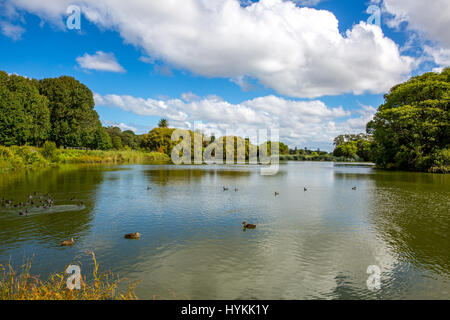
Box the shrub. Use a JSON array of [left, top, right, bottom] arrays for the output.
[[41, 141, 57, 159]]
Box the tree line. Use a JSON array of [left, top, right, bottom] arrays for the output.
[[333, 68, 449, 173], [2, 69, 448, 172]]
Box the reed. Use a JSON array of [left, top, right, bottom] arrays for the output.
[[0, 252, 138, 300]]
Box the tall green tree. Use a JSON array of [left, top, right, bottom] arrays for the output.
[[39, 76, 101, 148], [367, 68, 450, 172], [0, 72, 50, 146]]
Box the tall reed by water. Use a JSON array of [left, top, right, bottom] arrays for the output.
[[0, 252, 138, 300]]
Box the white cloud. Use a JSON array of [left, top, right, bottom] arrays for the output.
[[380, 0, 450, 71], [6, 0, 413, 98], [95, 92, 373, 150], [76, 51, 126, 73], [0, 21, 25, 40], [292, 0, 323, 6], [382, 0, 450, 47], [423, 46, 450, 72]]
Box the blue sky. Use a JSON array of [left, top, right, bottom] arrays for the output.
[[0, 0, 448, 151]]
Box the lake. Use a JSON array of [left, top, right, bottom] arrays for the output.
[[0, 162, 449, 299]]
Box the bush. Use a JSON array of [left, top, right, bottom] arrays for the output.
[[12, 146, 48, 166], [430, 149, 450, 173], [41, 141, 57, 159]]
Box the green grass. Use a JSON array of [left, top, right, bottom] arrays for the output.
[[0, 252, 137, 300], [0, 145, 170, 172]]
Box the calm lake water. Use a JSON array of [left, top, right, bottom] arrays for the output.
[[0, 162, 449, 300]]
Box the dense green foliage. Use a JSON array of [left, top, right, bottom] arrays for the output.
[[0, 71, 111, 150], [38, 76, 107, 149], [367, 68, 450, 173], [105, 126, 140, 150], [332, 134, 372, 161], [0, 71, 50, 146]]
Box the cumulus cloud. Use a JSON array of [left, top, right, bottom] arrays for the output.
[[76, 51, 126, 73], [94, 92, 374, 150], [423, 46, 450, 72], [382, 0, 450, 47], [0, 21, 25, 40], [6, 0, 413, 98], [292, 0, 323, 6], [379, 0, 450, 71]]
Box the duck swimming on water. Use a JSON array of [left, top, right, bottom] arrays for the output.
[[124, 232, 141, 239], [61, 238, 74, 246], [242, 221, 256, 229]]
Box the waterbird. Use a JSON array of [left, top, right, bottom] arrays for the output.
[[147, 186, 152, 190], [61, 238, 74, 246], [124, 232, 141, 239], [223, 187, 229, 191], [235, 188, 238, 192], [304, 187, 308, 192], [352, 187, 357, 190], [242, 221, 256, 229], [275, 192, 279, 196]]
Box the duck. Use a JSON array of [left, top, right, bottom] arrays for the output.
[[147, 186, 152, 190], [124, 232, 141, 239], [61, 238, 74, 246], [274, 192, 279, 196], [242, 221, 256, 229], [235, 188, 238, 192], [304, 187, 308, 192], [352, 186, 357, 190], [223, 187, 229, 191]]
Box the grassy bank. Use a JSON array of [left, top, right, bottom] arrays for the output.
[[0, 145, 170, 172], [0, 252, 137, 300]]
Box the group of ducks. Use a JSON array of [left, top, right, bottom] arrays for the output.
[[2, 193, 56, 217], [25, 184, 359, 246], [60, 232, 141, 247], [1, 193, 85, 218], [224, 185, 358, 230]]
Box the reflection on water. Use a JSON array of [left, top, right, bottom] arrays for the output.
[[0, 163, 449, 299]]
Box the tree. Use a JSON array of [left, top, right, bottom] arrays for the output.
[[39, 76, 101, 148], [368, 68, 450, 172], [333, 141, 358, 158], [121, 130, 140, 149], [158, 118, 169, 128], [0, 72, 50, 146], [112, 135, 123, 150], [140, 127, 178, 154], [91, 125, 112, 150]]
